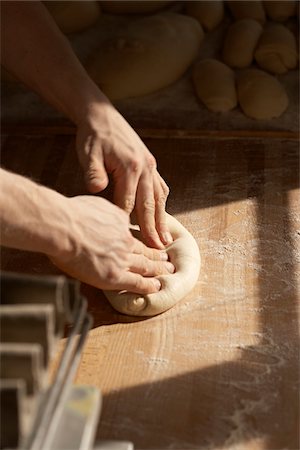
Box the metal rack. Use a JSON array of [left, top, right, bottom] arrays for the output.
[[0, 271, 134, 450]]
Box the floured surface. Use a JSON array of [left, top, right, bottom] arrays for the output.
[[1, 13, 299, 132], [0, 134, 299, 449]]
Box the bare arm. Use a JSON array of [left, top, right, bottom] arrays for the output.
[[1, 0, 99, 122], [0, 169, 174, 293], [1, 1, 172, 248]]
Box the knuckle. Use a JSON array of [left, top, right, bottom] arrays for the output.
[[126, 158, 141, 173], [124, 196, 135, 213], [156, 195, 167, 207], [140, 258, 149, 276], [105, 265, 120, 284], [146, 154, 157, 170], [143, 199, 155, 212], [161, 182, 169, 197]]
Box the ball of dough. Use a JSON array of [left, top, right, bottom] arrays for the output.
[[263, 1, 296, 22], [237, 68, 288, 119], [255, 23, 298, 74], [99, 1, 173, 14], [227, 1, 266, 23], [223, 19, 263, 68], [186, 1, 224, 31], [86, 13, 203, 100], [44, 1, 100, 34], [193, 59, 237, 112], [104, 214, 201, 317]]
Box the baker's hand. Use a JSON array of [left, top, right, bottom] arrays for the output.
[[50, 196, 174, 294], [76, 103, 172, 249]]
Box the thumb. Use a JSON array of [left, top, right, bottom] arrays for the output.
[[85, 158, 109, 193]]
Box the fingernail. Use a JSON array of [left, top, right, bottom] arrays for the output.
[[160, 251, 169, 261], [162, 232, 173, 245], [153, 279, 161, 291], [165, 262, 175, 274]]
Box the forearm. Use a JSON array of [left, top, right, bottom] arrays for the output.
[[1, 1, 107, 124], [0, 168, 72, 257]]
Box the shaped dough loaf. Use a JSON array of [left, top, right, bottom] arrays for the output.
[[263, 1, 296, 22], [227, 1, 266, 23], [237, 68, 288, 119], [86, 13, 203, 100], [99, 1, 173, 14], [255, 24, 298, 74], [186, 1, 224, 31], [193, 59, 237, 112], [44, 1, 100, 34], [223, 19, 263, 68], [104, 214, 201, 317]]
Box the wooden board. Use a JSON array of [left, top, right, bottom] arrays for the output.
[[0, 134, 299, 449]]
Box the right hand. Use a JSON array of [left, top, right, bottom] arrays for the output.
[[50, 196, 174, 294]]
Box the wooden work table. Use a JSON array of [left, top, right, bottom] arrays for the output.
[[1, 130, 299, 449]]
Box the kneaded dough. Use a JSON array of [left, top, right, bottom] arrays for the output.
[[44, 1, 100, 34], [99, 1, 173, 14], [193, 59, 237, 112], [223, 19, 263, 68], [263, 1, 296, 22], [86, 13, 203, 100], [227, 1, 266, 23], [104, 214, 201, 317], [255, 24, 298, 74], [237, 68, 288, 119], [186, 1, 224, 31]]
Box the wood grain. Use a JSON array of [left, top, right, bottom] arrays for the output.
[[0, 134, 299, 449]]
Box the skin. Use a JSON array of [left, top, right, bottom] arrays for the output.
[[0, 169, 175, 294], [0, 1, 174, 294]]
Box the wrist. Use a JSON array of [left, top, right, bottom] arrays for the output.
[[0, 169, 74, 259], [70, 83, 114, 127]]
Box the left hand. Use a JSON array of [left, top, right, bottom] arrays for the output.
[[76, 101, 172, 250]]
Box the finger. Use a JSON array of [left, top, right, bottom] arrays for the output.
[[128, 254, 175, 277], [136, 172, 164, 250], [132, 238, 169, 261], [113, 271, 161, 295], [154, 174, 173, 246], [113, 160, 141, 214], [85, 155, 109, 194]]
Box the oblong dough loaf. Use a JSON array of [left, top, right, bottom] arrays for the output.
[[237, 68, 289, 119], [44, 1, 100, 34], [193, 59, 237, 112], [99, 1, 173, 14], [104, 214, 201, 317], [86, 13, 203, 100], [263, 1, 296, 22], [227, 1, 266, 23], [255, 24, 298, 74], [186, 1, 224, 31], [223, 19, 263, 68]]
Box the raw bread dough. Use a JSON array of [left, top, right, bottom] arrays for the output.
[[99, 1, 173, 14], [186, 1, 224, 31], [255, 24, 298, 74], [44, 1, 100, 34], [227, 1, 266, 23], [193, 59, 237, 112], [86, 13, 203, 100], [104, 214, 201, 317], [263, 1, 296, 22], [237, 68, 288, 119], [223, 19, 263, 68]]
